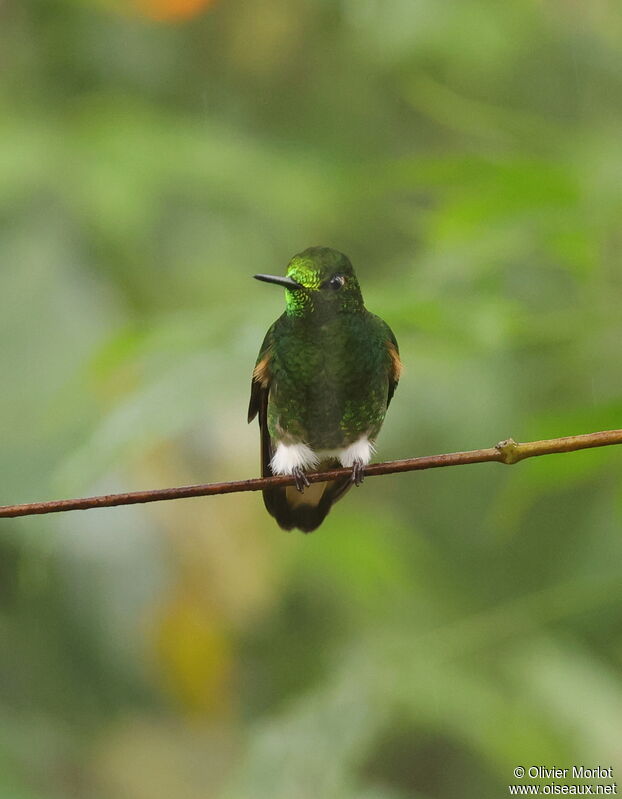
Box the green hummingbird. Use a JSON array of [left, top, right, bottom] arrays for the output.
[[248, 247, 401, 533]]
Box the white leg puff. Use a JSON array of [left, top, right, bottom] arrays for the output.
[[271, 442, 319, 475], [338, 437, 375, 468]]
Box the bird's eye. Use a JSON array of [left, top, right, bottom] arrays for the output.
[[327, 275, 345, 290]]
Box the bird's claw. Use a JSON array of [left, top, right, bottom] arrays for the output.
[[351, 461, 365, 487], [293, 466, 310, 493]]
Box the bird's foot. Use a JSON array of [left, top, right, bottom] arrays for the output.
[[292, 466, 310, 493], [351, 461, 365, 487]]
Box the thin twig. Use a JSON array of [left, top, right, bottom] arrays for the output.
[[1, 429, 621, 519]]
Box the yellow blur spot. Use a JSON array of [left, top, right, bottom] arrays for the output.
[[152, 592, 232, 716]]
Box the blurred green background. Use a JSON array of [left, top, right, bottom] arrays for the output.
[[2, 0, 622, 797]]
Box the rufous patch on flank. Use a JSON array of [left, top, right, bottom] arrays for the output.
[[252, 352, 272, 387], [387, 341, 403, 382]]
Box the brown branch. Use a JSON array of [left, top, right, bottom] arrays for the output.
[[1, 429, 621, 519]]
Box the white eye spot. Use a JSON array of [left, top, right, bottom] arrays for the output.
[[328, 275, 345, 290]]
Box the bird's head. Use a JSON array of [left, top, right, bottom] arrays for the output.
[[254, 247, 364, 316]]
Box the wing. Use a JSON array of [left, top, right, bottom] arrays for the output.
[[248, 323, 277, 487], [248, 325, 275, 424], [385, 326, 402, 408], [371, 315, 401, 408]]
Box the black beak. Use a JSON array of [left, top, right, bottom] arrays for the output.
[[254, 274, 303, 290]]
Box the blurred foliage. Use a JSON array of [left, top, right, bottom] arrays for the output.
[[1, 0, 622, 797]]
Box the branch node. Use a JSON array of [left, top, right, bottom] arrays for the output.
[[495, 437, 522, 465]]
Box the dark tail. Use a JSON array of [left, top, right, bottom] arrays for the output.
[[263, 468, 352, 533]]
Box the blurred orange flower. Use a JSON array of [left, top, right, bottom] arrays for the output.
[[133, 0, 218, 22]]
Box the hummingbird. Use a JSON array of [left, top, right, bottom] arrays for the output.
[[248, 247, 401, 533]]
